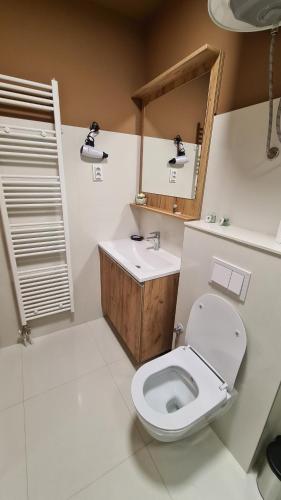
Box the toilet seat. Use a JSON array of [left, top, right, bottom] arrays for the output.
[[131, 346, 228, 432], [131, 293, 246, 441]]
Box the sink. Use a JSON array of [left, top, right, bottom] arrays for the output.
[[98, 238, 181, 282]]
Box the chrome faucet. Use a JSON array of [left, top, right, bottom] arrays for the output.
[[146, 231, 160, 251]]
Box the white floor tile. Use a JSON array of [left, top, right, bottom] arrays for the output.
[[0, 345, 23, 411], [0, 323, 262, 500], [0, 404, 27, 500], [88, 318, 126, 364], [25, 365, 144, 500], [23, 322, 105, 399], [148, 428, 260, 500], [70, 447, 170, 500], [108, 356, 136, 412], [109, 357, 152, 445]]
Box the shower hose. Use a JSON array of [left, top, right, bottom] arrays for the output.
[[267, 26, 281, 159]]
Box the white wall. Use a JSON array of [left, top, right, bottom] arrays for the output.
[[138, 98, 281, 264], [254, 382, 281, 466], [0, 117, 140, 347], [169, 97, 281, 471], [134, 210, 185, 258], [202, 97, 281, 236], [175, 225, 281, 471]]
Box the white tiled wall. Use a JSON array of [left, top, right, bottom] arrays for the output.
[[202, 97, 281, 236]]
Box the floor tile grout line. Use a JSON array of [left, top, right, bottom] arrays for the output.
[[70, 319, 148, 498], [12, 320, 143, 500], [104, 369, 173, 500], [66, 445, 148, 500], [106, 350, 154, 446], [20, 318, 114, 401], [19, 319, 127, 402], [22, 361, 111, 403], [105, 356, 148, 446], [91, 328, 124, 367], [0, 344, 24, 414], [84, 319, 109, 367], [85, 317, 131, 368], [21, 320, 126, 403], [106, 353, 171, 497], [1, 319, 122, 407], [21, 345, 144, 500], [20, 344, 30, 500], [145, 445, 174, 500]]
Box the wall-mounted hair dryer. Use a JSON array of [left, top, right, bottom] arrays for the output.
[[169, 135, 188, 165], [80, 122, 108, 162]]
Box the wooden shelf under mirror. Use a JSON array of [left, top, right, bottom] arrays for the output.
[[132, 44, 224, 221], [130, 203, 196, 221]]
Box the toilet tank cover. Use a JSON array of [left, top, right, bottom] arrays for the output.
[[186, 293, 247, 390]]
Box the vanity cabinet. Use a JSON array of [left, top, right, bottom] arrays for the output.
[[99, 249, 179, 362]]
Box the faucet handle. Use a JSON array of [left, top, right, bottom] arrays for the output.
[[149, 231, 160, 237]]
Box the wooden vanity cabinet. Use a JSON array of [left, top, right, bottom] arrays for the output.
[[99, 249, 179, 363]]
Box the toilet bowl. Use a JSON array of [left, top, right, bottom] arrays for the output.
[[131, 293, 247, 442]]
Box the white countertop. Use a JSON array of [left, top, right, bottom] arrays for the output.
[[185, 220, 281, 257], [99, 238, 181, 283]]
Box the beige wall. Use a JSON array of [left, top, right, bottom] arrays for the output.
[[145, 0, 281, 115], [2, 0, 280, 137], [0, 0, 145, 134], [0, 117, 140, 347], [144, 75, 209, 143]]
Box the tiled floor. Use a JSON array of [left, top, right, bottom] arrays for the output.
[[0, 318, 261, 500]]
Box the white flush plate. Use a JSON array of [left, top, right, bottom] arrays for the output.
[[210, 257, 251, 302]]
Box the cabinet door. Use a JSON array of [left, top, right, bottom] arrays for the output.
[[120, 267, 142, 360], [141, 273, 179, 361], [100, 250, 122, 332], [100, 250, 142, 361]]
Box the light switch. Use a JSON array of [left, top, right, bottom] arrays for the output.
[[228, 271, 244, 295], [211, 263, 232, 288]]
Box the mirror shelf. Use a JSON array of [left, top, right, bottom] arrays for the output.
[[130, 203, 197, 221]]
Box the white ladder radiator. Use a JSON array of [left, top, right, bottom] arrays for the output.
[[0, 74, 74, 337]]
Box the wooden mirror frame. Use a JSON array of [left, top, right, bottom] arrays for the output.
[[130, 44, 224, 221]]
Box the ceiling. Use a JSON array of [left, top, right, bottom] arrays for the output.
[[94, 0, 166, 20]]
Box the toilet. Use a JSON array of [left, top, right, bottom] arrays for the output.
[[131, 293, 247, 442]]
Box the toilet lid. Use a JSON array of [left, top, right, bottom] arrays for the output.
[[186, 294, 246, 390]]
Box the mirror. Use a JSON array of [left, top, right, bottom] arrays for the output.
[[142, 75, 209, 199], [131, 45, 224, 220]]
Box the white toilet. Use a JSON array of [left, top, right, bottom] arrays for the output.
[[131, 293, 247, 442]]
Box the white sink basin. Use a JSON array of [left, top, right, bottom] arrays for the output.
[[99, 238, 181, 282]]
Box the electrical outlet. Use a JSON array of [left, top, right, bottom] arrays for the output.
[[169, 168, 177, 183], [92, 164, 103, 182]]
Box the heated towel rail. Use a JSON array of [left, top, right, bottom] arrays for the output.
[[0, 74, 74, 334]]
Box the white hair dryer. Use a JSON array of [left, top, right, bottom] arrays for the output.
[[80, 122, 108, 162]]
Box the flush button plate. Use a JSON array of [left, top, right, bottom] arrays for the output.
[[210, 257, 251, 302]]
